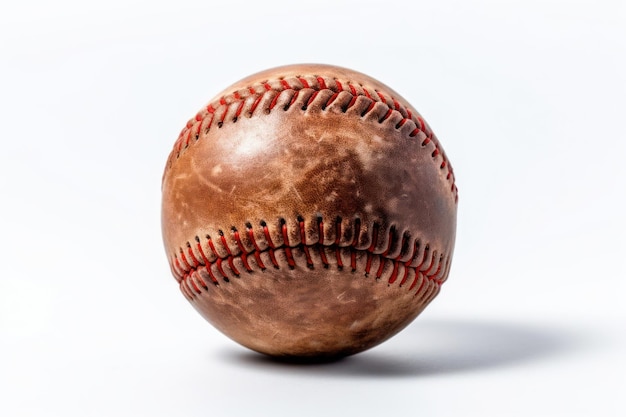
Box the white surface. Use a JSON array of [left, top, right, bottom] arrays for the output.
[[1, 1, 625, 416]]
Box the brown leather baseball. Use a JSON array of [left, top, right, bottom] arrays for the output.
[[161, 64, 458, 358]]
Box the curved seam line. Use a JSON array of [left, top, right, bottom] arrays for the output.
[[177, 242, 446, 298], [165, 76, 458, 202]]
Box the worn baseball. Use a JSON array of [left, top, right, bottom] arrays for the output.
[[161, 64, 457, 358]]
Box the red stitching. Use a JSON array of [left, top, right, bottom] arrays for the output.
[[350, 249, 357, 271], [364, 223, 379, 276], [250, 93, 263, 115], [177, 219, 448, 300], [186, 243, 200, 267], [219, 231, 232, 256], [287, 90, 300, 109], [388, 261, 400, 284], [350, 219, 361, 271], [377, 229, 393, 277], [218, 104, 228, 126], [269, 91, 281, 110], [416, 116, 426, 130], [179, 278, 191, 298], [205, 112, 215, 131], [314, 217, 330, 268], [300, 218, 308, 245], [189, 271, 207, 292], [409, 245, 430, 290], [227, 256, 240, 276], [170, 74, 458, 205], [300, 218, 315, 268], [173, 257, 184, 279], [325, 92, 339, 109], [247, 225, 261, 251], [216, 258, 229, 281], [218, 231, 239, 276], [397, 232, 409, 261], [362, 98, 376, 117], [375, 259, 386, 279], [234, 100, 245, 121], [334, 220, 341, 245], [400, 240, 421, 287], [422, 251, 437, 276], [395, 118, 407, 129], [335, 219, 343, 269], [382, 230, 393, 256], [206, 263, 219, 285], [427, 255, 444, 286], [281, 221, 296, 269], [195, 237, 219, 285], [194, 271, 209, 291], [234, 232, 252, 272], [376, 90, 387, 104], [245, 225, 265, 271], [260, 221, 279, 268], [388, 232, 407, 284], [207, 236, 219, 259], [262, 222, 275, 248], [268, 249, 279, 268], [304, 90, 319, 109], [379, 108, 393, 123], [195, 237, 209, 261], [254, 251, 266, 270], [412, 273, 426, 296], [207, 266, 219, 285], [346, 83, 357, 109], [179, 249, 192, 270], [188, 272, 201, 293]]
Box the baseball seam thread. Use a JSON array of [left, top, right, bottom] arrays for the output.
[[172, 217, 449, 301], [167, 75, 458, 202]]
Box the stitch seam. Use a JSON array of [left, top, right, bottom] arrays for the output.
[[173, 218, 450, 301], [167, 75, 458, 202]]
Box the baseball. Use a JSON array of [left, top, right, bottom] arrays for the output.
[[161, 64, 458, 358]]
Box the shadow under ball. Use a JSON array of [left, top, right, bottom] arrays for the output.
[[161, 64, 458, 358]]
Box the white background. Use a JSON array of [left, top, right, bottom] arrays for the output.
[[1, 0, 625, 416]]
